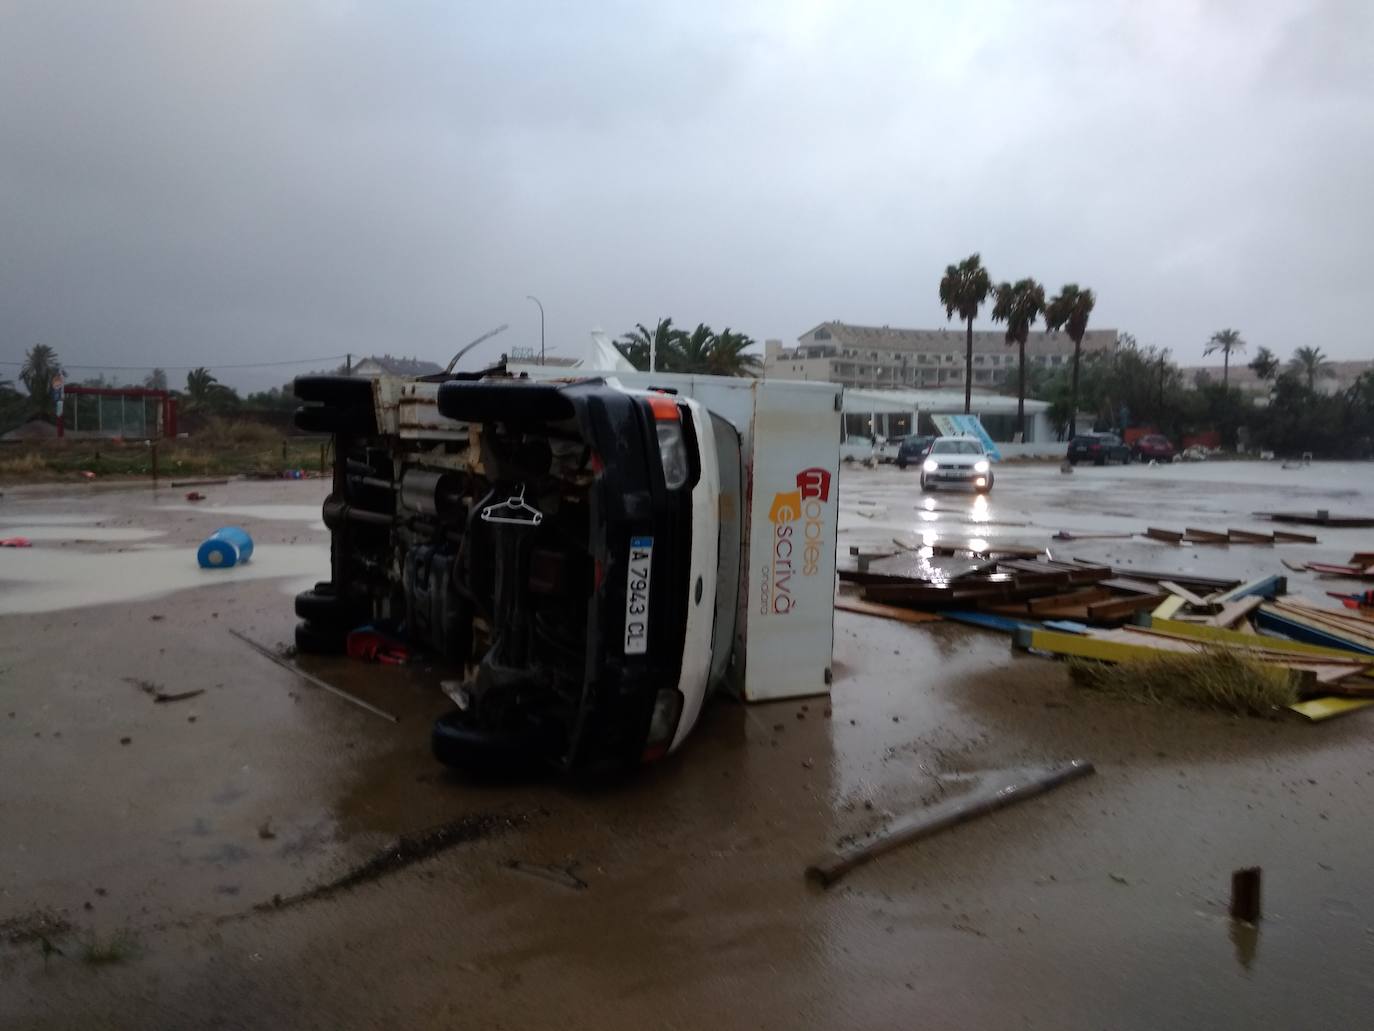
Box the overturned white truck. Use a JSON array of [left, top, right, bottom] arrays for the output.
[[293, 368, 841, 772]]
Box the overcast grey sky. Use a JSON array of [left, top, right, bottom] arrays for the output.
[[2, 0, 1371, 390]]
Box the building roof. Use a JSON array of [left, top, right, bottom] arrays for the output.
[[352, 355, 445, 377], [795, 321, 1116, 357]]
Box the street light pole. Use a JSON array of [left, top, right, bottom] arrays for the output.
[[526, 295, 545, 365]]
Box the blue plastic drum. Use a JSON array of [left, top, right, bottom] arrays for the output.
[[197, 526, 254, 569]]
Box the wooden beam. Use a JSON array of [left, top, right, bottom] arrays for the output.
[[1184, 527, 1230, 544], [1227, 528, 1274, 544], [835, 596, 942, 624], [1141, 618, 1367, 659], [1152, 595, 1187, 620], [1146, 527, 1183, 543], [1159, 581, 1213, 608], [1206, 595, 1264, 628], [1273, 530, 1319, 544]]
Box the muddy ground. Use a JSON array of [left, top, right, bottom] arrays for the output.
[[2, 463, 1373, 1029]]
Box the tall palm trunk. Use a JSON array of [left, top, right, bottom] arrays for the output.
[[963, 316, 973, 414], [1068, 339, 1082, 439], [1017, 338, 1027, 441], [1223, 349, 1229, 387]]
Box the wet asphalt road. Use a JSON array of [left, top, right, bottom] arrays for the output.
[[2, 464, 1373, 1029]]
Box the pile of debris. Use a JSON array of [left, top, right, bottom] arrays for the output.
[[836, 542, 1374, 720], [1286, 552, 1374, 582], [1010, 578, 1374, 721], [838, 542, 1226, 627]]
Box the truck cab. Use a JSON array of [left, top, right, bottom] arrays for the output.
[[293, 371, 741, 772]]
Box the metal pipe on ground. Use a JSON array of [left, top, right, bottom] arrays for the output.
[[805, 760, 1096, 887]]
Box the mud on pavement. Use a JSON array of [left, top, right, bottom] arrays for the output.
[[4, 468, 1374, 1030]]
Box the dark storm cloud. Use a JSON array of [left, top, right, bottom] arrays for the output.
[[1, 0, 1370, 390]]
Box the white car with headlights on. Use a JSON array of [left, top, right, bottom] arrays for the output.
[[920, 436, 994, 493]]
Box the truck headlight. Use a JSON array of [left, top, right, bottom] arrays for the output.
[[923, 458, 939, 473], [656, 421, 690, 490], [974, 459, 990, 473]]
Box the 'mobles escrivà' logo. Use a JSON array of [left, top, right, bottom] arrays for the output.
[[762, 468, 832, 615]]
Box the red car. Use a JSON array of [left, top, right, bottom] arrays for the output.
[[1133, 434, 1176, 462]]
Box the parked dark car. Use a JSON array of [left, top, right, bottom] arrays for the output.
[[1067, 432, 1132, 466], [1133, 433, 1176, 462], [896, 434, 936, 470]]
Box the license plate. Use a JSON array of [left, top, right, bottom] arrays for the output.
[[623, 535, 653, 655]]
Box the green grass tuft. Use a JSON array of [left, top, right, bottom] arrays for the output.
[[1068, 648, 1301, 718], [80, 930, 138, 966]]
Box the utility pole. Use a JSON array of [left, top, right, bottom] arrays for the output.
[[526, 295, 545, 364], [345, 353, 352, 376]]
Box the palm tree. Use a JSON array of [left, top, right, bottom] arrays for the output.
[[990, 278, 1046, 441], [1204, 329, 1246, 387], [1043, 284, 1096, 438], [676, 323, 716, 373], [938, 254, 994, 414], [707, 328, 761, 377], [144, 367, 169, 391], [184, 367, 227, 411], [1288, 346, 1332, 392], [616, 319, 686, 372], [1248, 346, 1280, 383], [20, 344, 62, 418]]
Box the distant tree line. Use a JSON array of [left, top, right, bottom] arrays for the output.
[[1024, 334, 1372, 458]]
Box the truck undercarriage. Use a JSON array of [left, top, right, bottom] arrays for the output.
[[293, 372, 736, 772]]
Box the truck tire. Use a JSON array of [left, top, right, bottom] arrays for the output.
[[897, 458, 907, 470], [294, 403, 375, 436], [294, 620, 346, 655], [294, 588, 365, 629], [293, 376, 374, 407], [431, 710, 543, 776]]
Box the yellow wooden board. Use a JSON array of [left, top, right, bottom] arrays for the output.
[[1152, 596, 1187, 620], [1288, 697, 1374, 721], [1148, 618, 1367, 660]]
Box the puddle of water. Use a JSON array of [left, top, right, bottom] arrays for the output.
[[0, 525, 165, 542], [154, 503, 327, 523], [0, 543, 331, 614]]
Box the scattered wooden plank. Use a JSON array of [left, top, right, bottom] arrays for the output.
[[1273, 530, 1319, 544], [1184, 527, 1230, 545], [1027, 588, 1114, 614], [1101, 577, 1170, 595], [1158, 581, 1213, 609], [1152, 595, 1187, 620], [834, 596, 942, 625], [804, 761, 1096, 887], [1307, 562, 1374, 579], [1227, 528, 1274, 544], [1146, 527, 1184, 543], [1052, 531, 1135, 541], [1214, 575, 1287, 603], [1070, 561, 1239, 591], [937, 610, 1033, 634], [1255, 511, 1374, 529], [1288, 697, 1374, 721], [1085, 594, 1167, 622], [1207, 595, 1264, 628], [1137, 618, 1369, 659], [1255, 606, 1374, 655], [1281, 559, 1309, 572]]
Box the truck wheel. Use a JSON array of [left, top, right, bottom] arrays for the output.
[[294, 403, 376, 436], [897, 458, 907, 470], [295, 588, 365, 629], [431, 710, 543, 776], [293, 375, 374, 407], [1094, 456, 1106, 466], [294, 620, 346, 655]]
